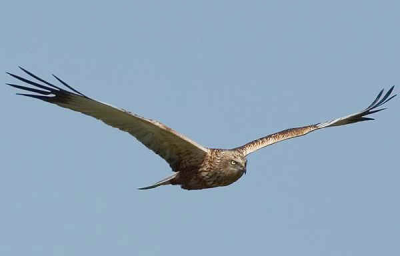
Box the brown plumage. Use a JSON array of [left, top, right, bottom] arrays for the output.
[[6, 67, 397, 190]]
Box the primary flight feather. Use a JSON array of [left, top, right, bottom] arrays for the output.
[[7, 67, 396, 190]]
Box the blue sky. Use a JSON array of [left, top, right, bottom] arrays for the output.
[[1, 1, 399, 255]]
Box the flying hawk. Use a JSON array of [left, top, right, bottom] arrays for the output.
[[7, 67, 396, 190]]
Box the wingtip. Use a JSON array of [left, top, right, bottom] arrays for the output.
[[137, 186, 152, 190], [16, 93, 31, 97], [137, 183, 160, 190], [386, 85, 395, 95], [6, 72, 19, 79], [18, 66, 31, 75]]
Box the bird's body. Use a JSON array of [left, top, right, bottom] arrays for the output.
[[171, 149, 247, 190], [6, 68, 396, 190]]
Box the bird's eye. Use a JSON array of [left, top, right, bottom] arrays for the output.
[[230, 160, 237, 165]]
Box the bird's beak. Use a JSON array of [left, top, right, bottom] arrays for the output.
[[243, 168, 247, 175]]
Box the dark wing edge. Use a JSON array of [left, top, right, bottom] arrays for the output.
[[235, 86, 396, 156], [7, 66, 89, 105], [6, 67, 209, 169], [317, 86, 396, 128]]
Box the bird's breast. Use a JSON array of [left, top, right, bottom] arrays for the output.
[[198, 167, 244, 188]]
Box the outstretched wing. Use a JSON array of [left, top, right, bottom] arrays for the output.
[[7, 67, 209, 171], [235, 86, 396, 156]]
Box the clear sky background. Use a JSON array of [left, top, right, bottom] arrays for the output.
[[0, 1, 399, 255]]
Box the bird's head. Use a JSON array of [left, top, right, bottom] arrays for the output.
[[223, 150, 247, 176]]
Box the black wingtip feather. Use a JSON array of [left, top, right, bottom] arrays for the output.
[[6, 72, 58, 93], [18, 66, 62, 90], [382, 94, 397, 105], [16, 93, 52, 101], [375, 86, 394, 108], [7, 68, 92, 104], [360, 117, 375, 121], [362, 86, 396, 119], [7, 83, 52, 95], [52, 74, 87, 98], [368, 108, 386, 115], [367, 88, 384, 109], [318, 85, 395, 128], [366, 85, 396, 112]]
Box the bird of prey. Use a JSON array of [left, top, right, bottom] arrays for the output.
[[7, 67, 396, 190]]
